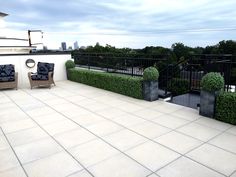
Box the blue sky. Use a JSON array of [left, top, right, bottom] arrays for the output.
[[1, 0, 236, 49]]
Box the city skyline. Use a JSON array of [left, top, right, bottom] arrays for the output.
[[1, 0, 236, 49]]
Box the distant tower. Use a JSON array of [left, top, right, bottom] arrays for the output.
[[61, 42, 67, 51], [74, 41, 79, 49], [43, 46, 48, 50]]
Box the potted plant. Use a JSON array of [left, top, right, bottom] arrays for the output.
[[143, 66, 159, 101], [200, 72, 224, 118], [65, 60, 75, 79]]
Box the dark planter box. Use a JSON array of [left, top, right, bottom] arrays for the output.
[[66, 70, 69, 79], [143, 81, 159, 101], [200, 90, 219, 118]]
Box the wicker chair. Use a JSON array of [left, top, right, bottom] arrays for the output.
[[28, 62, 55, 89], [0, 64, 18, 90]]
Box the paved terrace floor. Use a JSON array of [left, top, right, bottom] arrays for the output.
[[0, 81, 236, 177]]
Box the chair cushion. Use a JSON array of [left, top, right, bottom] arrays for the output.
[[31, 74, 49, 80], [0, 64, 15, 82], [0, 76, 15, 82], [37, 62, 54, 75]]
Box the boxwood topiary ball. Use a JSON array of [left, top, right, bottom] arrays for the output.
[[65, 60, 75, 69], [143, 67, 159, 81], [200, 72, 224, 92]]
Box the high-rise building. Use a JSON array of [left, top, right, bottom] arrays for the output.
[[74, 41, 79, 49], [61, 42, 67, 51], [43, 46, 48, 50]]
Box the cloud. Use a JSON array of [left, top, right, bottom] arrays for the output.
[[1, 0, 236, 49]]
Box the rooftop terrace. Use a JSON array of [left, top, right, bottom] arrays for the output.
[[0, 81, 236, 177]]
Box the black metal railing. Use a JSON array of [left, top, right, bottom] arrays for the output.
[[73, 52, 170, 77], [72, 52, 236, 96], [189, 54, 236, 92], [166, 54, 236, 94]]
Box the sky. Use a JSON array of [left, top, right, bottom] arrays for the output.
[[1, 0, 236, 49]]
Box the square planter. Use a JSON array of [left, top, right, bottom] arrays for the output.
[[66, 69, 70, 80], [143, 81, 159, 101], [199, 90, 219, 118]]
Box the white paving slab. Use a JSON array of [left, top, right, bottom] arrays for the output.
[[1, 119, 37, 134], [24, 152, 83, 177], [87, 120, 124, 137], [195, 117, 232, 131], [209, 132, 236, 154], [6, 127, 49, 147], [42, 120, 78, 136], [177, 122, 221, 142], [0, 148, 20, 172], [0, 81, 235, 177], [155, 131, 203, 154], [157, 157, 224, 177], [227, 126, 236, 136], [67, 170, 93, 177], [130, 121, 171, 139], [126, 141, 180, 171], [0, 166, 27, 177], [14, 137, 63, 164], [152, 114, 190, 129], [186, 144, 236, 176], [69, 139, 119, 167], [88, 153, 151, 177], [0, 135, 9, 150], [104, 129, 147, 151], [54, 128, 96, 149]]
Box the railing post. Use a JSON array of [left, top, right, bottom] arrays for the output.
[[131, 59, 134, 76], [165, 65, 169, 95], [88, 55, 90, 70], [188, 56, 192, 92], [106, 56, 109, 72], [189, 65, 192, 91]]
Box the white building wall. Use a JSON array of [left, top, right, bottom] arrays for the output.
[[0, 53, 71, 88]]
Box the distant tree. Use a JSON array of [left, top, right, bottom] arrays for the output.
[[171, 43, 192, 60], [72, 40, 236, 62], [203, 45, 219, 54], [218, 40, 236, 55], [192, 47, 204, 55]]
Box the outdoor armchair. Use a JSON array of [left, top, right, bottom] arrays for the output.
[[28, 62, 55, 89], [0, 64, 18, 90]]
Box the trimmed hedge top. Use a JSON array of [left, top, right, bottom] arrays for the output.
[[67, 68, 143, 99], [143, 67, 159, 81], [200, 72, 224, 92], [65, 60, 75, 69]]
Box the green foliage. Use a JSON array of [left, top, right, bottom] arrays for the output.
[[167, 78, 190, 96], [73, 40, 236, 56], [154, 61, 168, 72], [171, 43, 202, 60], [143, 67, 159, 81], [203, 40, 236, 54], [215, 92, 236, 125], [218, 40, 236, 55], [67, 68, 143, 99], [65, 60, 75, 69], [200, 72, 224, 92]]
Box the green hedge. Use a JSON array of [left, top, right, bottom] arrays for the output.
[[215, 92, 236, 125], [67, 68, 143, 99], [167, 78, 190, 96]]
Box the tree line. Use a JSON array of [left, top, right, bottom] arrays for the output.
[[73, 40, 236, 61]]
